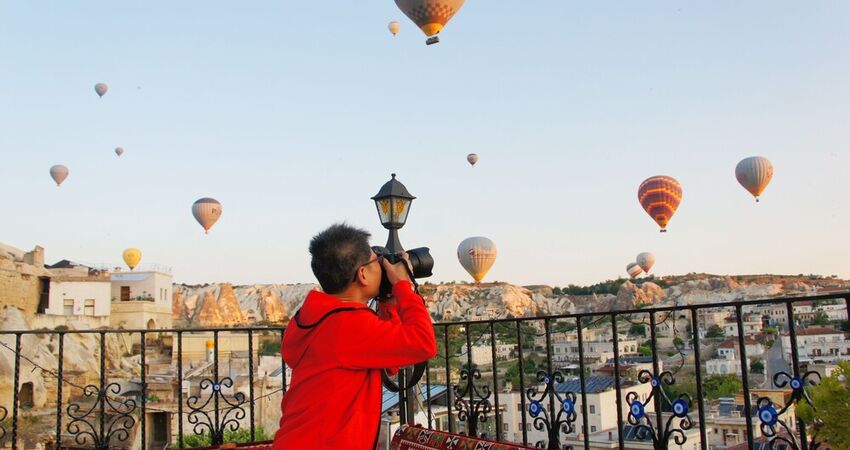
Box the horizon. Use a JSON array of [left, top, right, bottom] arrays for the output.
[[2, 1, 849, 286]]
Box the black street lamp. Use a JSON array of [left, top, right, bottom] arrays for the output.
[[371, 173, 416, 253]]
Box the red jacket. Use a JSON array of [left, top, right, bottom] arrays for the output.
[[272, 281, 437, 449]]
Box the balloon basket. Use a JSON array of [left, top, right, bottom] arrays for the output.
[[426, 36, 440, 45]]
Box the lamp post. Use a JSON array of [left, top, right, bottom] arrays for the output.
[[371, 173, 421, 425], [371, 173, 416, 253]]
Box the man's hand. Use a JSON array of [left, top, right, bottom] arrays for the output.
[[380, 252, 413, 286]]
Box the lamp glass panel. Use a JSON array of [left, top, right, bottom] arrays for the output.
[[375, 198, 393, 225], [389, 197, 411, 226]]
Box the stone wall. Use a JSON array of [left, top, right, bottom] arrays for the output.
[[0, 244, 49, 319]]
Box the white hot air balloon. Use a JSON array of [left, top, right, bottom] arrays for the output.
[[467, 153, 479, 166], [115, 147, 124, 157], [457, 237, 497, 283], [192, 198, 223, 234], [94, 83, 108, 98], [735, 156, 774, 202], [636, 252, 655, 273], [49, 165, 69, 186], [626, 262, 644, 279], [388, 21, 401, 36]]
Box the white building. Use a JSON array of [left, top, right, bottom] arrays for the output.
[[500, 376, 654, 444], [470, 345, 493, 367], [781, 327, 850, 363], [722, 315, 763, 337], [110, 270, 174, 331], [550, 333, 638, 365], [33, 260, 112, 328]]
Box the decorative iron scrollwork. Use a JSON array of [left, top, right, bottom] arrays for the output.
[[187, 377, 247, 446], [453, 366, 492, 437], [66, 383, 137, 450], [525, 371, 576, 450], [626, 370, 693, 450], [0, 405, 7, 440], [755, 370, 822, 450]]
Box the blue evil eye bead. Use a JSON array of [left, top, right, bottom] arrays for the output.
[[562, 399, 575, 415], [758, 405, 779, 426], [650, 377, 660, 388], [672, 399, 689, 418], [212, 383, 221, 392], [543, 375, 551, 385], [529, 401, 543, 417], [630, 402, 645, 420], [790, 377, 803, 390]]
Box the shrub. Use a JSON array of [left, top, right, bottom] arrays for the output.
[[797, 362, 850, 449]]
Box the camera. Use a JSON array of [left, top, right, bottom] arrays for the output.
[[371, 246, 434, 299]]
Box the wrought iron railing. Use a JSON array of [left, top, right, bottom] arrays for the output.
[[0, 291, 847, 450]]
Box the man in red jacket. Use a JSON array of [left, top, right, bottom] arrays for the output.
[[273, 223, 437, 449]]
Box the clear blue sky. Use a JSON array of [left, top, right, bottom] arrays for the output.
[[2, 1, 848, 286]]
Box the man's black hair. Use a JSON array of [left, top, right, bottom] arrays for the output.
[[309, 223, 372, 294]]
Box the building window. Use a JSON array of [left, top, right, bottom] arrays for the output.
[[84, 299, 95, 316], [121, 286, 131, 301], [503, 423, 508, 432], [591, 426, 596, 432], [589, 405, 595, 414], [63, 299, 74, 315]]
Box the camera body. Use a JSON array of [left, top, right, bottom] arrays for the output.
[[371, 246, 434, 300]]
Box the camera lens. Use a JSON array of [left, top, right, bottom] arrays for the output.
[[406, 247, 434, 278]]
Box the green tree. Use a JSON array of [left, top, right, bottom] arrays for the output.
[[750, 360, 764, 374], [260, 340, 281, 355], [797, 361, 850, 450], [703, 374, 742, 399], [638, 345, 652, 356], [812, 311, 831, 326], [706, 325, 725, 339], [672, 337, 685, 348], [629, 324, 646, 337]]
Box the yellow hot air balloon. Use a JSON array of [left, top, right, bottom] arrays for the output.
[[388, 21, 401, 36], [457, 237, 497, 283], [395, 0, 465, 45], [123, 248, 142, 270], [735, 156, 773, 202]]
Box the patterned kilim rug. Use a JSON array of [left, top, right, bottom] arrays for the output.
[[390, 425, 536, 450]]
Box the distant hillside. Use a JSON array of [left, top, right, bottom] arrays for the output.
[[172, 275, 849, 326]]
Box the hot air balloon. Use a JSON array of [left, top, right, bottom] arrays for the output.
[[122, 248, 142, 270], [395, 0, 465, 45], [192, 198, 222, 234], [115, 147, 124, 157], [638, 176, 682, 232], [626, 262, 643, 279], [636, 252, 655, 273], [49, 165, 69, 186], [735, 156, 773, 202], [388, 21, 401, 36], [467, 153, 479, 166], [457, 237, 496, 283], [94, 83, 108, 98]]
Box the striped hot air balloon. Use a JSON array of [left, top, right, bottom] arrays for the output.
[[395, 0, 465, 45], [638, 176, 682, 232], [735, 156, 773, 202], [192, 198, 222, 234], [636, 252, 655, 273], [457, 237, 496, 283], [626, 262, 643, 279]]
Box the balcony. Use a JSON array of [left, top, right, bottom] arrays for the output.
[[0, 292, 848, 450]]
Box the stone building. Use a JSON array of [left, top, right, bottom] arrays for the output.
[[0, 242, 51, 318]]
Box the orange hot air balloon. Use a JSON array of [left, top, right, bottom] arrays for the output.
[[638, 176, 682, 232]]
